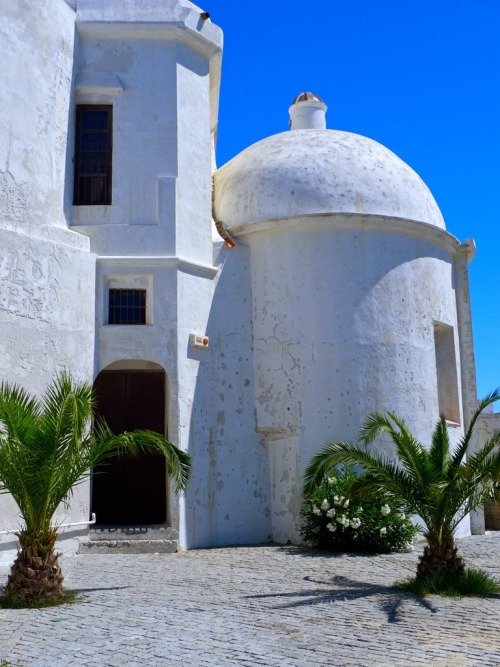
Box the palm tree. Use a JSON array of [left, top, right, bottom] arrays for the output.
[[0, 372, 192, 603], [304, 391, 500, 580]]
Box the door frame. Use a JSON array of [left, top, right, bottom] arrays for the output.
[[91, 361, 171, 526]]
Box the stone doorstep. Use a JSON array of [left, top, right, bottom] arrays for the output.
[[88, 526, 179, 541], [78, 525, 179, 554], [78, 539, 178, 554]]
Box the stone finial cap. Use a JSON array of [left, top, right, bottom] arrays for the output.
[[289, 92, 327, 130]]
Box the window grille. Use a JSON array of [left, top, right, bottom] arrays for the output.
[[108, 289, 146, 325]]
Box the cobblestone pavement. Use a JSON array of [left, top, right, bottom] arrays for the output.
[[0, 533, 499, 667]]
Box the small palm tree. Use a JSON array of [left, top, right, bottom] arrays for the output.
[[304, 391, 500, 580], [0, 372, 192, 603]]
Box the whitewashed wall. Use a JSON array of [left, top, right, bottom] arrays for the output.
[[241, 219, 466, 542], [181, 243, 272, 548], [69, 1, 271, 549], [0, 0, 96, 563]]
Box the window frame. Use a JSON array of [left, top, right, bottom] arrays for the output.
[[73, 104, 113, 206]]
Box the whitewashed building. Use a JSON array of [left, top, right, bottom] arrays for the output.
[[0, 0, 491, 561]]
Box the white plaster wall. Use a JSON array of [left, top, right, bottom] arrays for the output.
[[96, 262, 178, 377], [180, 244, 272, 547], [467, 413, 500, 535], [72, 8, 220, 267], [76, 4, 223, 547], [71, 36, 179, 252], [0, 0, 96, 563], [0, 230, 95, 390], [175, 44, 215, 266], [0, 0, 94, 393], [0, 229, 96, 563], [478, 412, 500, 444], [452, 244, 486, 535], [95, 247, 272, 549], [243, 219, 465, 542], [0, 0, 76, 232], [95, 259, 182, 531], [76, 0, 206, 24]]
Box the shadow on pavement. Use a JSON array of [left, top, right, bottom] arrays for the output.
[[277, 544, 419, 559], [245, 573, 437, 623], [73, 585, 132, 593]]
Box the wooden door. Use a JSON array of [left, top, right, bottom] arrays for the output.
[[91, 370, 167, 525]]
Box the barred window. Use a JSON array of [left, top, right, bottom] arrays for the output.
[[74, 105, 112, 205], [108, 289, 146, 325]]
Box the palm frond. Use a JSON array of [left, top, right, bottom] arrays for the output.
[[41, 371, 94, 449], [305, 397, 500, 552], [0, 383, 44, 528], [358, 412, 394, 444], [361, 411, 431, 492], [429, 415, 451, 477], [450, 388, 500, 474], [32, 373, 96, 526], [303, 438, 435, 528], [445, 458, 498, 532], [349, 468, 432, 526], [89, 426, 192, 494], [303, 440, 356, 494], [44, 422, 192, 521], [0, 372, 192, 534], [0, 382, 41, 448]]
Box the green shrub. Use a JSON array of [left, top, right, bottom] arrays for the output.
[[300, 467, 419, 553]]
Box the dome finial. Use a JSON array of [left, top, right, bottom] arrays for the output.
[[289, 92, 327, 130]]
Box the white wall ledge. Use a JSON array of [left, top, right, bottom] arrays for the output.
[[228, 213, 471, 258], [75, 73, 124, 95], [97, 255, 218, 277]]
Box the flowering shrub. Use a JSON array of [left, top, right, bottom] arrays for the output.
[[300, 468, 419, 553]]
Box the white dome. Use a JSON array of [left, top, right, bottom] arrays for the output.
[[214, 129, 445, 231]]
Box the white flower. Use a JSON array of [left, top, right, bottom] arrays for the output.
[[327, 476, 337, 486], [358, 507, 363, 513], [326, 522, 337, 533], [312, 506, 321, 515], [326, 508, 336, 518], [343, 499, 350, 508], [336, 516, 344, 524], [381, 504, 391, 516], [380, 527, 387, 536], [350, 518, 361, 529], [321, 499, 330, 511], [333, 495, 342, 506], [397, 512, 405, 520]]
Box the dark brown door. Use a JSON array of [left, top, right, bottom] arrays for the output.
[[91, 370, 167, 525]]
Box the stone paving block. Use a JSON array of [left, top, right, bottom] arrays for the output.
[[0, 533, 499, 666]]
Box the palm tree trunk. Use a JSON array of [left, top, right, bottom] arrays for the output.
[[417, 534, 465, 580], [4, 529, 65, 601]]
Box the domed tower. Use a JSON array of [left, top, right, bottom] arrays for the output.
[[214, 93, 477, 543]]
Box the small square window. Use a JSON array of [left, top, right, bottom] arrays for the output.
[[108, 289, 146, 325]]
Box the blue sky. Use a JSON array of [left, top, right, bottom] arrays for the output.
[[209, 0, 500, 401]]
